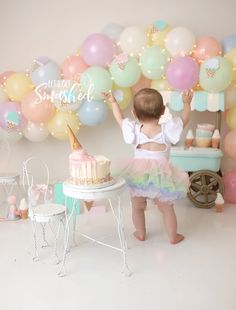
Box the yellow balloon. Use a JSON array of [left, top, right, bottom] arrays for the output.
[[151, 79, 172, 91], [48, 111, 80, 140], [4, 73, 33, 101], [225, 48, 236, 81], [226, 105, 236, 130], [147, 26, 171, 47], [107, 84, 132, 110], [225, 83, 236, 110]]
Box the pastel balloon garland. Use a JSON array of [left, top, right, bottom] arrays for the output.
[[0, 21, 235, 147]]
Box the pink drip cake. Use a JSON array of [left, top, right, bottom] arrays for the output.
[[67, 126, 111, 185]]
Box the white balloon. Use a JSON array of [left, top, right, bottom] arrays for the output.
[[165, 26, 195, 56], [119, 26, 147, 55], [102, 23, 124, 42], [225, 84, 236, 110], [23, 121, 49, 142], [0, 86, 7, 104], [0, 127, 23, 143]]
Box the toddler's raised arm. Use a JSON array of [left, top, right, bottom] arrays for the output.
[[181, 90, 193, 127], [102, 92, 124, 127]]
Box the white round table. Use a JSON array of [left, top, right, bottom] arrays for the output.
[[59, 177, 131, 277]]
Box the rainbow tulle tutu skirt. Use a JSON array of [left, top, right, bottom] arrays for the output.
[[115, 157, 189, 203]]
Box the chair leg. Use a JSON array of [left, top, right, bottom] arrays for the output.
[[49, 221, 61, 265], [58, 215, 70, 277], [31, 221, 40, 262], [41, 223, 49, 248]]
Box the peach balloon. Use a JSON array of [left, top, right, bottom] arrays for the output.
[[131, 75, 151, 94], [61, 55, 89, 81], [193, 36, 222, 62], [224, 130, 236, 161], [21, 91, 55, 123], [0, 71, 15, 86]]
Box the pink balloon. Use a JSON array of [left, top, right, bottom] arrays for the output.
[[166, 56, 199, 91], [193, 36, 222, 62], [223, 169, 236, 203], [61, 55, 89, 81], [224, 130, 236, 161], [0, 71, 15, 86], [21, 91, 55, 123], [81, 33, 117, 67], [131, 75, 151, 94], [0, 101, 26, 129]]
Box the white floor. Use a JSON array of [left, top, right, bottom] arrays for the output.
[[1, 196, 236, 310]]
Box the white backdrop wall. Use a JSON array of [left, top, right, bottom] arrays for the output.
[[0, 0, 236, 183]]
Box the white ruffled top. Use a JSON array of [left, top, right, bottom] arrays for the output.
[[121, 116, 183, 159]]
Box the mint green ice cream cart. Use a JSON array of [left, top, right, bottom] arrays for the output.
[[161, 91, 224, 209]]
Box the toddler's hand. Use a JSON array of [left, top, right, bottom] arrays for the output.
[[102, 91, 116, 104], [182, 90, 193, 105]]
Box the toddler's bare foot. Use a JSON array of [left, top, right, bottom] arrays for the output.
[[170, 233, 184, 244], [133, 231, 146, 241]]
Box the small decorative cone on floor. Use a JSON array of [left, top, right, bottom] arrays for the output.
[[215, 193, 224, 213]]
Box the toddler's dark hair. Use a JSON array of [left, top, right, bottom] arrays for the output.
[[133, 88, 165, 121]]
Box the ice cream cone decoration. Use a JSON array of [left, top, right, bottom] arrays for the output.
[[185, 129, 194, 148], [211, 129, 221, 148], [84, 201, 94, 211], [215, 193, 224, 213], [67, 125, 83, 150]]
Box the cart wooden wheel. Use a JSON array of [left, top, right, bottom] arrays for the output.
[[187, 170, 224, 208]]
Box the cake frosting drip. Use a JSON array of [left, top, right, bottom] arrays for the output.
[[69, 150, 111, 185]]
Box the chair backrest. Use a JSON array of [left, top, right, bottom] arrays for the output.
[[22, 157, 50, 210]]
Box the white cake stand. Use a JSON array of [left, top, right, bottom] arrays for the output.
[[58, 177, 132, 277]]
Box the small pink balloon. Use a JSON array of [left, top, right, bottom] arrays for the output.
[[131, 75, 151, 94], [224, 130, 236, 161], [0, 71, 15, 86], [21, 91, 55, 123], [223, 169, 236, 203], [166, 56, 199, 91], [61, 55, 89, 81], [81, 33, 117, 67], [193, 36, 222, 62]]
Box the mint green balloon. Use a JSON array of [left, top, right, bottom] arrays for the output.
[[80, 66, 112, 100], [140, 46, 169, 79], [199, 56, 233, 92], [109, 57, 141, 87]]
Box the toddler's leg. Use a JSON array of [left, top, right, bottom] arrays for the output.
[[156, 201, 184, 244], [131, 196, 147, 241]]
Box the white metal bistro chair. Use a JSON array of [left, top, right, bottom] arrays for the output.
[[22, 157, 67, 264]]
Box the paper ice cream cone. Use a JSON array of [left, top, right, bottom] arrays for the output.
[[215, 193, 224, 213], [84, 201, 94, 211], [185, 138, 194, 147], [211, 138, 220, 148], [67, 125, 83, 151], [215, 203, 224, 213], [211, 129, 220, 148], [20, 209, 28, 219]]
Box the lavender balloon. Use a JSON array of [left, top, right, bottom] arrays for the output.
[[166, 56, 199, 91], [0, 101, 26, 130], [81, 33, 117, 67]]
